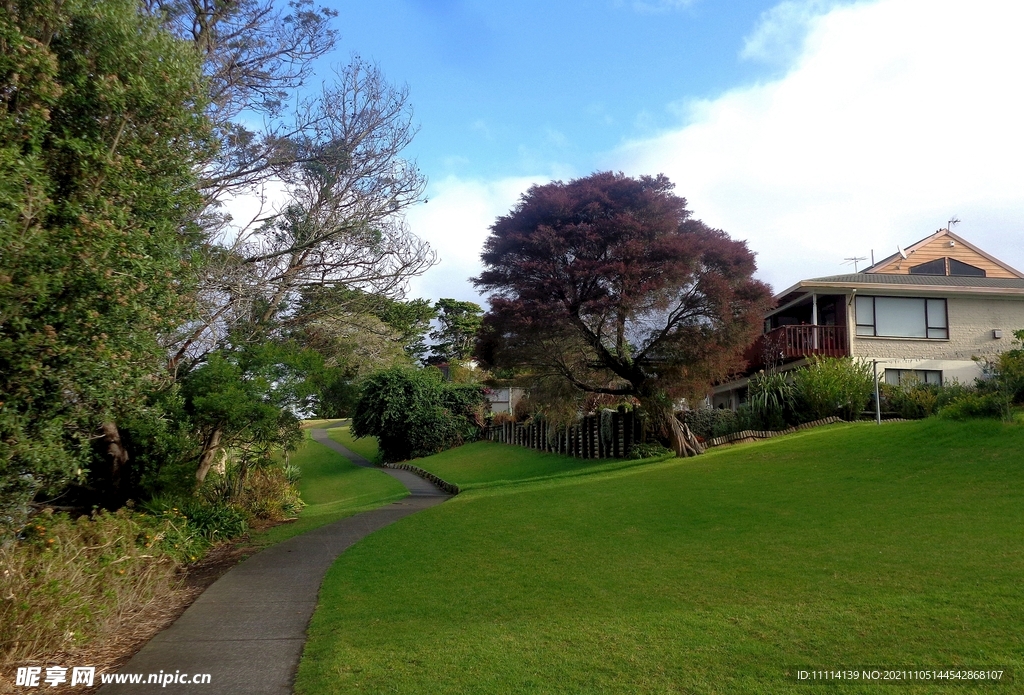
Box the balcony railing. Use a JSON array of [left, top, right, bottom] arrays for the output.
[[744, 324, 848, 371]]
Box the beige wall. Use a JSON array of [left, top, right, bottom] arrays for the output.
[[848, 294, 1024, 361]]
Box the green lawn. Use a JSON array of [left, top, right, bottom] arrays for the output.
[[297, 419, 1024, 693], [254, 429, 406, 546], [327, 426, 380, 462], [409, 439, 673, 490]]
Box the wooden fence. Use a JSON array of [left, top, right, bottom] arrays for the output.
[[486, 412, 889, 459], [485, 408, 645, 459]]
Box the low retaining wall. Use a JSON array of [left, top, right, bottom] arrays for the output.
[[382, 462, 461, 495], [703, 416, 909, 448]]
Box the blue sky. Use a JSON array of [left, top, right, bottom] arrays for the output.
[[323, 0, 784, 181], [285, 0, 1024, 304]]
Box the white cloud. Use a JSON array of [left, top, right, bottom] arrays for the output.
[[405, 175, 545, 304], [740, 0, 840, 64], [612, 0, 1024, 292]]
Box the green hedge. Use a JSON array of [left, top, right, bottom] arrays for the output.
[[352, 368, 487, 462]]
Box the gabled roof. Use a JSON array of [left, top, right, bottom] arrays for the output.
[[861, 228, 1024, 278]]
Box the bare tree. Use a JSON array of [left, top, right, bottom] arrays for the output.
[[143, 0, 436, 369], [135, 0, 436, 488], [146, 0, 338, 198]]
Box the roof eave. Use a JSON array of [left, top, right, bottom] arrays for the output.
[[796, 280, 1024, 296]]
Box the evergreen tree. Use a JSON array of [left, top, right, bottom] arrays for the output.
[[0, 0, 210, 530]]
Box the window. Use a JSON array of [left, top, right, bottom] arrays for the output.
[[855, 296, 948, 338], [909, 258, 946, 275], [884, 369, 942, 386], [949, 258, 986, 277], [906, 256, 986, 277]]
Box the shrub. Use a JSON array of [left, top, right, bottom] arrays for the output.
[[964, 333, 1024, 420], [747, 370, 794, 425], [178, 499, 249, 540], [684, 408, 738, 440], [234, 467, 305, 521], [353, 367, 488, 462], [791, 357, 874, 421], [880, 381, 941, 419], [938, 392, 1005, 420], [490, 411, 515, 426], [197, 465, 305, 523], [143, 496, 249, 541], [626, 442, 672, 459], [283, 464, 302, 485], [995, 329, 1024, 403], [881, 377, 1010, 422], [684, 405, 786, 440]]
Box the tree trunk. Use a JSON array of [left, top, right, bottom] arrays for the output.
[[668, 416, 691, 457], [214, 447, 229, 476], [684, 421, 705, 454], [196, 428, 223, 485], [100, 421, 129, 491], [667, 413, 705, 458]]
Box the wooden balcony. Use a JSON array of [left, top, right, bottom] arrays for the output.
[[744, 324, 849, 372]]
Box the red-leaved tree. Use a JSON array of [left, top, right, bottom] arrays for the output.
[[473, 172, 773, 454]]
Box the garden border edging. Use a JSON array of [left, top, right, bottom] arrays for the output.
[[703, 416, 910, 448], [381, 463, 461, 495]]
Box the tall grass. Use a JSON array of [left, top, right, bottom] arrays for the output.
[[0, 508, 208, 666]]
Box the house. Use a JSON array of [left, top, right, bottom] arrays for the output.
[[485, 386, 526, 415], [712, 228, 1024, 409]]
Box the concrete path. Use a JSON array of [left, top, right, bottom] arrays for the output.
[[100, 427, 449, 694], [309, 428, 446, 496]]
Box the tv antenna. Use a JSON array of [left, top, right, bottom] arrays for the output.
[[843, 255, 868, 272], [947, 215, 960, 230]]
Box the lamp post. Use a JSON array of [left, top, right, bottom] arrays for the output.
[[873, 359, 881, 424]]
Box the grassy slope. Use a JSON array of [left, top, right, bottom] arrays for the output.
[[255, 429, 406, 546], [406, 439, 673, 489], [327, 427, 380, 462], [297, 420, 1024, 694]]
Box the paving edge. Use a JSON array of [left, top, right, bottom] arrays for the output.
[[381, 463, 461, 495]]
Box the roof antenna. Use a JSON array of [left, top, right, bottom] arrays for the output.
[[843, 255, 867, 272], [947, 216, 960, 230]]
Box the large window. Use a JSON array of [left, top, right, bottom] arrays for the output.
[[855, 296, 948, 338], [885, 369, 942, 386]]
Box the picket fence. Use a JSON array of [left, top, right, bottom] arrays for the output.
[[485, 408, 645, 459]]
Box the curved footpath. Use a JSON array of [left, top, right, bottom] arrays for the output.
[[100, 428, 450, 694]]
